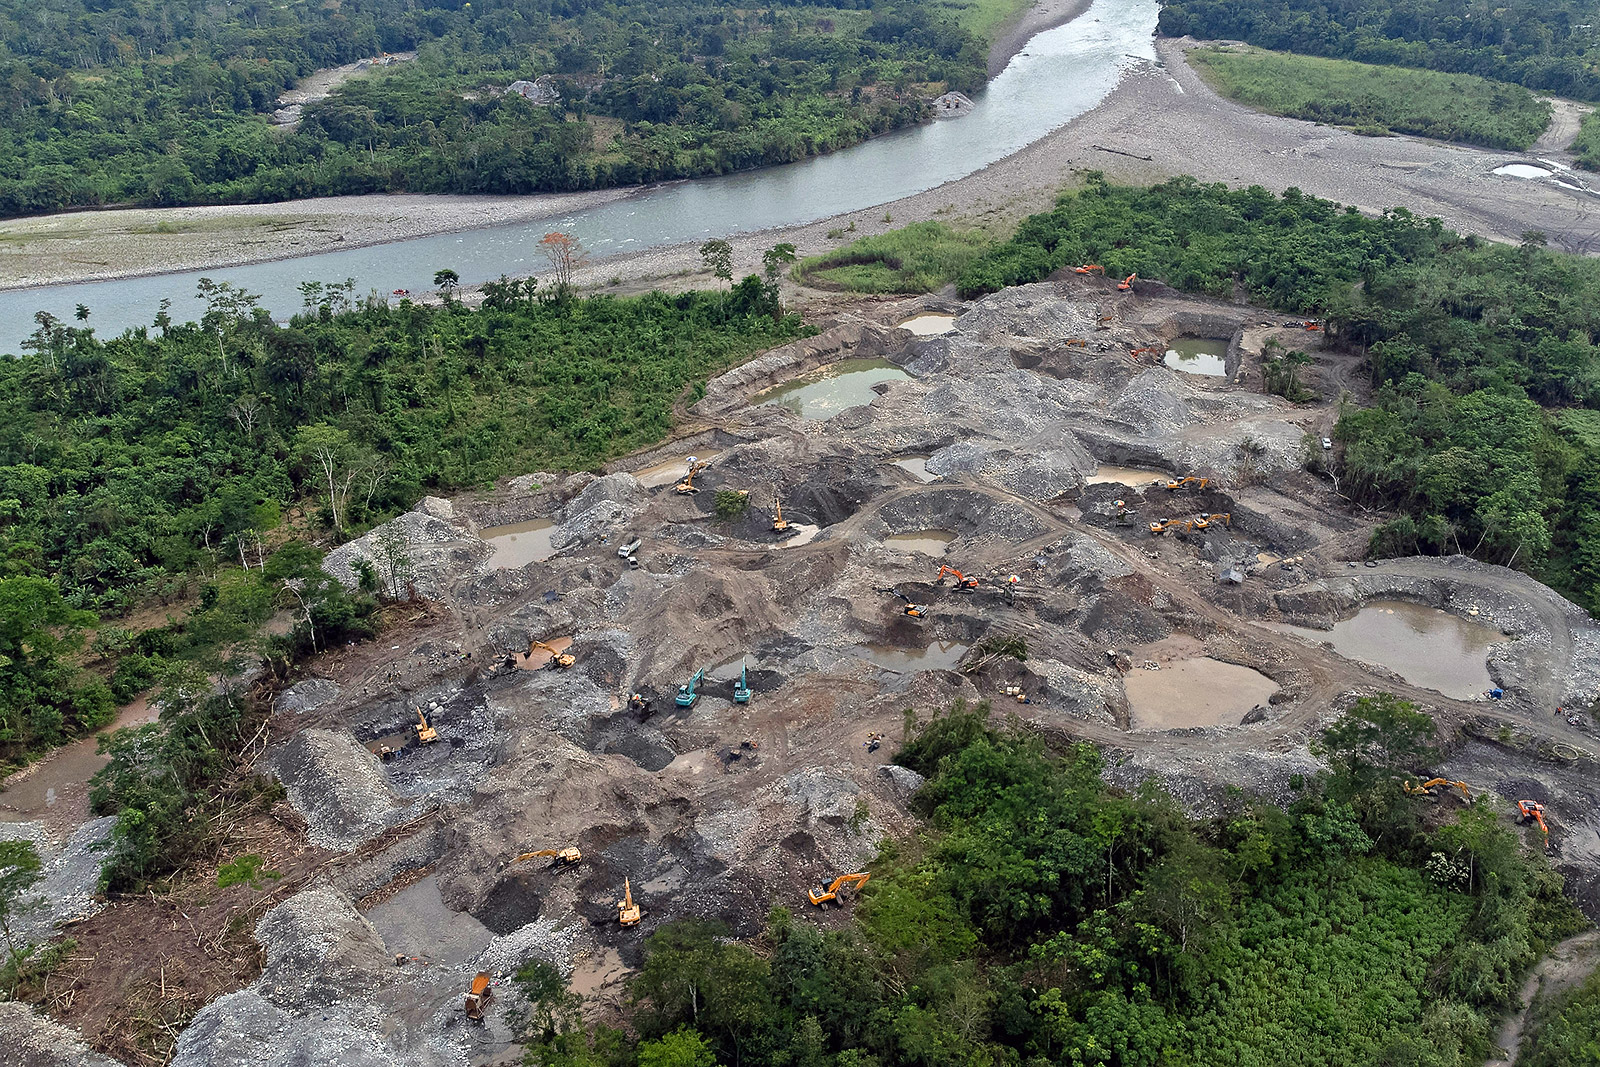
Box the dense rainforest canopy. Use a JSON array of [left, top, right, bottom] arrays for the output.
[[0, 0, 985, 218], [958, 176, 1600, 615]]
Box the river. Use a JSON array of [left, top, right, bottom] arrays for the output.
[[0, 0, 1158, 352]]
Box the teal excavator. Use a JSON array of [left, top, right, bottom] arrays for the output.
[[733, 660, 753, 704], [675, 669, 706, 708]]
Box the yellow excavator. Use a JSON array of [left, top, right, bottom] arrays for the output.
[[617, 878, 642, 926], [1164, 476, 1209, 491], [675, 460, 708, 495], [772, 487, 789, 533], [1403, 777, 1472, 800], [809, 871, 870, 907], [414, 708, 439, 744], [1191, 512, 1231, 530], [514, 846, 582, 866], [1148, 518, 1192, 536], [530, 639, 576, 669]]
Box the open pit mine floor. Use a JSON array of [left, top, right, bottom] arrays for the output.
[[9, 274, 1600, 1066]]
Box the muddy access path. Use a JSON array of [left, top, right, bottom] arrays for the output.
[[1487, 929, 1600, 1066]]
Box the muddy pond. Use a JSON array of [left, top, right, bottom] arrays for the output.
[[897, 313, 958, 336], [883, 528, 956, 556], [481, 518, 557, 568], [858, 641, 970, 673], [756, 359, 910, 420], [1163, 336, 1229, 377], [1123, 656, 1279, 729], [1271, 600, 1505, 699], [631, 450, 723, 488], [892, 456, 939, 482], [1086, 465, 1163, 487]]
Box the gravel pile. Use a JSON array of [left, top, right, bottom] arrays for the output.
[[324, 498, 488, 597], [6, 815, 116, 946], [265, 731, 422, 850]]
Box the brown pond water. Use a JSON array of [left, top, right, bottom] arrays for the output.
[[883, 528, 956, 556], [481, 518, 557, 568], [892, 455, 939, 482], [898, 313, 958, 336], [0, 696, 157, 825], [1270, 600, 1505, 699], [631, 450, 723, 488], [755, 359, 910, 420], [858, 641, 970, 673], [518, 635, 574, 670], [1086, 465, 1163, 487], [1123, 657, 1278, 729]]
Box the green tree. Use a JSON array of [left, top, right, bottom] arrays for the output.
[[699, 240, 733, 287], [637, 1029, 717, 1067], [0, 839, 43, 964], [0, 576, 113, 761], [433, 269, 461, 301]]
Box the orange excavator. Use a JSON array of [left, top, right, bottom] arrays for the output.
[[514, 846, 582, 866], [464, 972, 494, 1020], [1191, 512, 1231, 530], [414, 708, 439, 744], [1403, 777, 1472, 801], [937, 564, 981, 591], [1073, 264, 1105, 275], [1148, 518, 1192, 536], [1165, 476, 1209, 491], [617, 878, 642, 925], [1064, 338, 1088, 347], [1129, 345, 1164, 361], [1518, 800, 1551, 846], [1117, 273, 1137, 291], [530, 639, 576, 669], [675, 460, 708, 495], [808, 871, 870, 907]]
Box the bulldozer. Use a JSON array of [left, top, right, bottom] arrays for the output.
[[530, 639, 576, 669], [733, 659, 753, 704], [463, 972, 494, 1020], [674, 459, 709, 495], [772, 488, 789, 534], [1164, 476, 1209, 491], [617, 878, 642, 926], [1117, 273, 1137, 291], [1073, 264, 1105, 275], [675, 668, 706, 708], [808, 871, 870, 907], [514, 846, 582, 866], [937, 564, 981, 592], [414, 708, 439, 744], [1403, 777, 1472, 801]]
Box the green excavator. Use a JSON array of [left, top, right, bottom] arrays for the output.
[[675, 668, 706, 708], [733, 659, 753, 704]]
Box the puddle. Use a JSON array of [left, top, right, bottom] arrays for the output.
[[368, 730, 414, 758], [0, 696, 158, 824], [892, 455, 940, 482], [518, 635, 574, 670], [857, 641, 970, 673], [1163, 336, 1229, 377], [898, 313, 957, 336], [883, 528, 956, 556], [755, 358, 910, 420], [1086, 464, 1163, 487], [632, 450, 723, 488], [570, 946, 629, 1006], [1123, 657, 1278, 729], [1270, 600, 1505, 699], [1493, 163, 1553, 178], [481, 518, 556, 568], [779, 523, 821, 548]]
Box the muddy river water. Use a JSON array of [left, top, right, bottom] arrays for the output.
[[755, 359, 911, 419], [1270, 600, 1505, 699], [0, 0, 1160, 351]]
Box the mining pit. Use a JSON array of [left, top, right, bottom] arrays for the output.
[[9, 273, 1600, 1066]]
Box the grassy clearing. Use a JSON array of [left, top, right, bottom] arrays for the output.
[[1574, 111, 1600, 170], [1190, 46, 1552, 150], [931, 0, 1036, 45], [796, 221, 993, 293]]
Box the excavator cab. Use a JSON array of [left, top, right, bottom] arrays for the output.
[[414, 709, 439, 744], [808, 871, 870, 907], [733, 660, 753, 704], [675, 669, 706, 708], [464, 972, 494, 1020], [675, 459, 708, 495], [618, 878, 642, 926], [937, 564, 980, 591], [1117, 273, 1137, 291]]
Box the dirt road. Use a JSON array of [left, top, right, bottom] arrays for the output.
[[1487, 930, 1600, 1066]]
